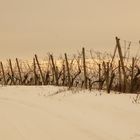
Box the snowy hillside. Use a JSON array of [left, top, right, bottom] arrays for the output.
[[0, 86, 140, 140]]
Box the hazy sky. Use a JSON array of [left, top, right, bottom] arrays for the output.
[[0, 0, 140, 59]]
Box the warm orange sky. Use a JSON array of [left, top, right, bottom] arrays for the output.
[[0, 0, 140, 59]]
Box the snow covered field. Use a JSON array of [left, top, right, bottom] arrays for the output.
[[0, 86, 140, 140]]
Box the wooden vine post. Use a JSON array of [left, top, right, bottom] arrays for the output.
[[0, 61, 6, 85], [62, 64, 66, 86], [116, 37, 127, 93], [106, 62, 110, 93], [118, 60, 122, 92], [98, 64, 101, 90], [65, 53, 71, 88], [16, 58, 22, 85], [33, 58, 37, 85], [9, 59, 15, 85], [35, 54, 45, 85], [130, 57, 135, 93], [82, 47, 87, 89], [50, 54, 58, 86]]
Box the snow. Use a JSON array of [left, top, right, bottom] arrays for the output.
[[0, 86, 140, 140]]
